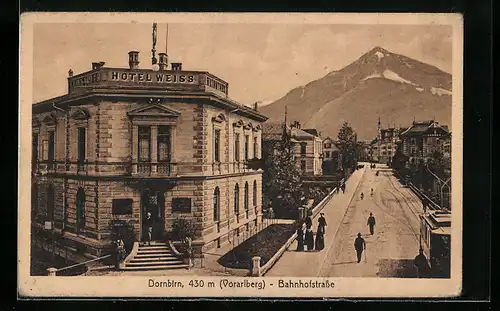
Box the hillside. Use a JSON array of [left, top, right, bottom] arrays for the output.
[[259, 46, 452, 140]]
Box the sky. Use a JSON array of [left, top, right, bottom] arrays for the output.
[[32, 23, 452, 106]]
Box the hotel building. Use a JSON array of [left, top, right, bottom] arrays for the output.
[[31, 50, 268, 258]]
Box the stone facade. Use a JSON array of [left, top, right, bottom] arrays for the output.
[[31, 60, 268, 258]]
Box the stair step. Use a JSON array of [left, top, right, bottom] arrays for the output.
[[122, 264, 190, 271], [134, 253, 177, 259], [130, 257, 180, 262], [137, 249, 173, 254], [138, 243, 168, 248], [127, 260, 185, 266]]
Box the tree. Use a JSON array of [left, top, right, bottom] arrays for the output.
[[262, 133, 303, 218], [171, 217, 198, 241], [391, 142, 409, 171], [336, 122, 358, 173]]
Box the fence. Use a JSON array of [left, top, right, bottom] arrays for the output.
[[31, 227, 115, 276], [46, 254, 112, 276], [393, 169, 442, 210]]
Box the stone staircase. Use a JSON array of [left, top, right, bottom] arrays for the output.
[[123, 242, 189, 271]]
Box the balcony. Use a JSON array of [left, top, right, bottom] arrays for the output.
[[133, 161, 173, 177]]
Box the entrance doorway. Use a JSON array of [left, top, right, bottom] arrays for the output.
[[141, 189, 165, 241]]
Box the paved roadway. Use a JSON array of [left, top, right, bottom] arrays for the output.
[[317, 165, 424, 278]]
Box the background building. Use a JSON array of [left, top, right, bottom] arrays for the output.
[[31, 49, 268, 258], [399, 120, 450, 165], [372, 118, 405, 164], [322, 137, 342, 174]]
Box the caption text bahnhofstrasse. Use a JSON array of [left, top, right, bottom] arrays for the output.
[[148, 279, 335, 290]]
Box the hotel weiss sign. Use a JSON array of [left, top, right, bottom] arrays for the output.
[[69, 69, 198, 88]]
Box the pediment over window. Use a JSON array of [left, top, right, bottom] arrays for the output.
[[42, 113, 57, 125], [233, 119, 244, 128], [32, 116, 41, 128], [70, 108, 90, 120], [127, 104, 181, 118], [212, 113, 227, 123]]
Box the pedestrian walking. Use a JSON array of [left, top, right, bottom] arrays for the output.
[[305, 212, 313, 230], [414, 248, 429, 278], [370, 188, 374, 197], [314, 223, 325, 251], [318, 212, 327, 234], [143, 211, 154, 245], [360, 192, 364, 200], [296, 221, 305, 251], [304, 226, 314, 251], [367, 212, 376, 235], [354, 233, 366, 263]]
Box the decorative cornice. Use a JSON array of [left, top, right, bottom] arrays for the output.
[[212, 113, 227, 124], [70, 107, 91, 120], [233, 120, 244, 128]]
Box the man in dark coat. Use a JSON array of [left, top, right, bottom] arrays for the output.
[[367, 212, 376, 235], [354, 233, 366, 263], [414, 248, 429, 278], [318, 213, 327, 233], [143, 212, 154, 245]]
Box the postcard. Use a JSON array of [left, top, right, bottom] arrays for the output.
[[18, 12, 463, 298]]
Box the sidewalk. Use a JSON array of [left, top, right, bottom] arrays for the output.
[[265, 167, 366, 277]]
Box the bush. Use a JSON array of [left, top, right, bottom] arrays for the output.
[[218, 224, 296, 269], [171, 217, 198, 241]]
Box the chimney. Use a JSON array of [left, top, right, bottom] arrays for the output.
[[92, 61, 105, 70], [254, 102, 259, 111], [128, 51, 140, 69], [158, 53, 168, 71], [171, 62, 182, 71]]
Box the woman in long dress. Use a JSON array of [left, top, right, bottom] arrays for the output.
[[314, 224, 325, 251], [304, 226, 314, 251], [296, 221, 305, 251]]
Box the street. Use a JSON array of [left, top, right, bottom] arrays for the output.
[[317, 165, 424, 278]]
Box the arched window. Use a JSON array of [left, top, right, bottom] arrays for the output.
[[253, 180, 258, 208], [76, 187, 86, 232], [213, 187, 220, 222], [31, 184, 38, 220], [47, 185, 55, 221], [244, 182, 249, 218], [234, 183, 239, 221]]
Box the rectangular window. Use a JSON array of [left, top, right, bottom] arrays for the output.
[[42, 140, 49, 161], [157, 126, 171, 162], [300, 143, 306, 155], [214, 129, 221, 162], [234, 133, 240, 161], [253, 137, 258, 159], [32, 133, 39, 162], [244, 135, 249, 161], [77, 127, 86, 163], [172, 198, 192, 213], [112, 199, 133, 215], [138, 126, 151, 162], [326, 151, 331, 158], [48, 131, 55, 162]]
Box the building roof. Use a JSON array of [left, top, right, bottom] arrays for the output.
[[400, 120, 449, 136], [302, 128, 319, 137], [291, 127, 315, 139]]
